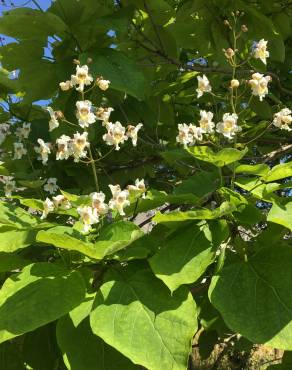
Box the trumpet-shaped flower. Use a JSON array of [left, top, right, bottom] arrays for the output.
[[91, 192, 108, 215], [46, 107, 59, 131], [71, 65, 93, 92], [126, 123, 143, 146], [72, 132, 89, 162], [196, 75, 212, 98], [76, 100, 96, 128], [41, 198, 55, 219], [108, 185, 130, 216], [176, 123, 193, 145], [2, 176, 16, 197], [96, 107, 114, 125], [56, 135, 72, 160], [34, 139, 51, 165], [273, 108, 292, 131], [59, 80, 72, 91], [216, 113, 242, 139], [13, 142, 27, 160], [253, 39, 269, 65], [127, 178, 146, 198], [102, 121, 128, 150], [77, 206, 99, 232], [52, 194, 71, 210], [15, 122, 31, 140], [198, 110, 215, 134], [44, 178, 58, 194], [96, 78, 110, 91], [249, 73, 271, 101]]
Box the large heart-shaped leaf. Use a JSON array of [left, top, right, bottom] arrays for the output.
[[90, 265, 197, 370], [209, 245, 292, 349], [0, 263, 85, 344]]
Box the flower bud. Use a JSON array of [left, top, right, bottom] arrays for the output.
[[87, 57, 93, 64], [230, 79, 240, 88], [55, 111, 64, 120], [223, 19, 230, 26], [241, 24, 248, 32], [224, 48, 235, 59], [59, 80, 72, 91], [96, 77, 110, 91], [73, 59, 80, 65]]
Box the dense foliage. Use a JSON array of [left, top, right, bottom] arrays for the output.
[[0, 0, 291, 369]]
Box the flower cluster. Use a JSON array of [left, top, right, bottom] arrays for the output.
[[41, 195, 71, 219], [272, 108, 292, 131], [56, 132, 89, 162], [177, 110, 242, 144], [13, 122, 31, 160], [41, 178, 146, 232]]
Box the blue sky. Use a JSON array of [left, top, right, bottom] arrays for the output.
[[0, 0, 52, 14]]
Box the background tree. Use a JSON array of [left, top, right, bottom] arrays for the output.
[[0, 0, 291, 369]]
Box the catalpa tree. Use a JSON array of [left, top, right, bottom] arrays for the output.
[[0, 0, 291, 369]]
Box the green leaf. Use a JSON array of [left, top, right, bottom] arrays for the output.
[[187, 146, 248, 167], [0, 8, 67, 41], [0, 226, 38, 253], [249, 99, 272, 119], [80, 49, 147, 100], [264, 162, 292, 182], [209, 245, 292, 350], [37, 221, 144, 260], [153, 201, 236, 224], [149, 221, 228, 292], [57, 316, 138, 370], [23, 324, 60, 370], [267, 201, 292, 231], [235, 163, 270, 176], [18, 179, 46, 189], [90, 264, 197, 370], [0, 262, 85, 344], [0, 252, 30, 273]]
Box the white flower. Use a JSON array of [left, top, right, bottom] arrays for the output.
[[41, 198, 55, 219], [59, 80, 72, 91], [76, 100, 96, 128], [46, 107, 59, 132], [196, 75, 212, 98], [71, 65, 93, 92], [108, 184, 121, 197], [127, 178, 146, 198], [90, 192, 108, 215], [272, 108, 292, 131], [96, 78, 110, 91], [176, 123, 192, 145], [189, 125, 203, 143], [216, 113, 242, 139], [126, 123, 143, 146], [96, 107, 114, 125], [77, 206, 99, 233], [56, 135, 72, 160], [198, 110, 215, 134], [108, 185, 130, 216], [72, 132, 89, 162], [102, 121, 128, 150], [15, 122, 31, 140], [52, 195, 71, 210], [0, 123, 10, 145], [13, 142, 27, 160], [2, 176, 16, 197], [44, 177, 58, 194], [34, 139, 51, 165], [249, 73, 271, 101], [253, 39, 269, 65]]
